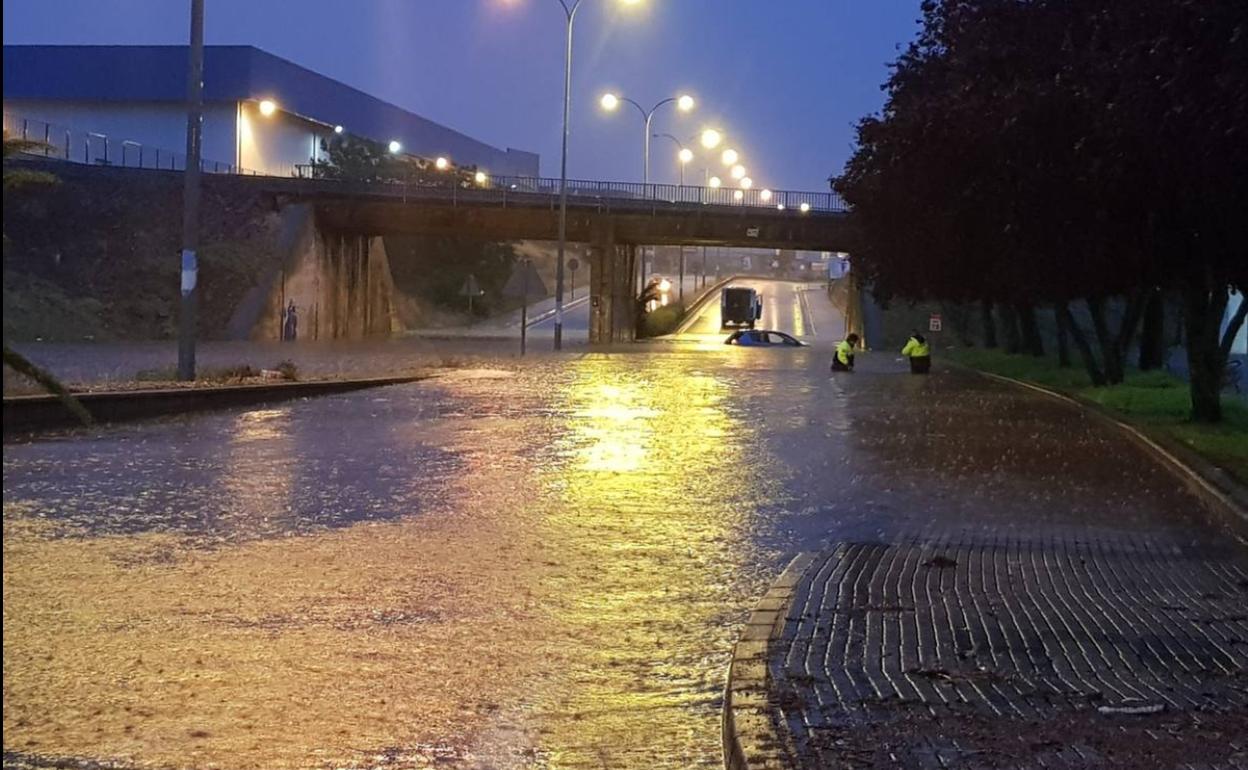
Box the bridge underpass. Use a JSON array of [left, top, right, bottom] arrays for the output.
[[273, 188, 854, 344]]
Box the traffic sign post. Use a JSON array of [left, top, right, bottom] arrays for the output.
[[503, 260, 547, 356], [567, 257, 580, 301], [459, 273, 484, 317]]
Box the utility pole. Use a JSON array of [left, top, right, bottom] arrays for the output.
[[177, 0, 204, 381]]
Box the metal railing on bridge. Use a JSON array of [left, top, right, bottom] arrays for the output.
[[291, 166, 847, 213], [484, 175, 845, 213], [3, 111, 844, 213]]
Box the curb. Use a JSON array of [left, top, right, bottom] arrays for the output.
[[3, 374, 429, 435], [521, 295, 591, 328], [723, 552, 816, 770], [977, 371, 1248, 540]]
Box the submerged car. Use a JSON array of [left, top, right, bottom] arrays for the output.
[[725, 330, 807, 347]]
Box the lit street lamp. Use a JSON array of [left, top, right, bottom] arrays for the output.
[[721, 148, 739, 166], [653, 132, 694, 186], [550, 0, 643, 351], [600, 91, 695, 186], [654, 133, 699, 301]]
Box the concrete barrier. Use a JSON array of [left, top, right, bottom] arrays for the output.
[[3, 374, 428, 435]]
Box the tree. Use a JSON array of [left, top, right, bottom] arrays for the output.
[[310, 135, 479, 188], [835, 0, 1247, 420]]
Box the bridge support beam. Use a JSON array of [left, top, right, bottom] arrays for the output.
[[238, 204, 403, 341], [587, 219, 638, 345]]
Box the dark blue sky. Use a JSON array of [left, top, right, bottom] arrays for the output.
[[3, 1, 923, 191]]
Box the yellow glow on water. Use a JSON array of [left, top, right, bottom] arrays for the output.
[[572, 381, 657, 473], [529, 356, 776, 764], [3, 355, 787, 768]]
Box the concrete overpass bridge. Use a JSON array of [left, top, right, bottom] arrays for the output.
[[265, 175, 854, 343], [8, 154, 853, 343]]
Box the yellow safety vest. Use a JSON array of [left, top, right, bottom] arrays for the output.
[[836, 340, 854, 365], [901, 338, 930, 357]]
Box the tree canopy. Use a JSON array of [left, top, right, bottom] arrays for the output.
[[310, 135, 479, 188], [835, 0, 1248, 420]]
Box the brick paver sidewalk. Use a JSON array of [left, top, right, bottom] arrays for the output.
[[749, 535, 1248, 769]]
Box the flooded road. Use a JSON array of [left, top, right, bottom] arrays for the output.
[[4, 282, 1237, 769]]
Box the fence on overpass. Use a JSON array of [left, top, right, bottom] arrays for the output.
[[4, 111, 846, 213]]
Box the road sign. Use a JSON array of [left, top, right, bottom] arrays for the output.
[[567, 257, 581, 300], [929, 313, 943, 332], [459, 273, 484, 316], [502, 261, 547, 300]]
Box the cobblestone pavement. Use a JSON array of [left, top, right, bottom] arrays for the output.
[[765, 537, 1248, 769]]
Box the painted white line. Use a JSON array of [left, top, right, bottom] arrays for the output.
[[522, 295, 591, 328], [796, 284, 817, 338]]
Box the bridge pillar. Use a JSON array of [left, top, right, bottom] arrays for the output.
[[587, 219, 638, 345], [314, 231, 400, 339], [237, 204, 403, 340]]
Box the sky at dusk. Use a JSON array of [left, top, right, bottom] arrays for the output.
[[3, 1, 925, 191]]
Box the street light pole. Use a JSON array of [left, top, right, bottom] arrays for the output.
[[553, 0, 583, 352], [610, 96, 679, 191], [653, 133, 689, 186], [551, 0, 645, 350], [177, 0, 204, 381]]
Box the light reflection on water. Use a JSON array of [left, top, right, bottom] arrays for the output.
[[528, 356, 779, 768], [2, 353, 798, 770]]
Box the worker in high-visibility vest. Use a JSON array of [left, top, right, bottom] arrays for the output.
[[831, 333, 860, 372], [901, 332, 931, 374]]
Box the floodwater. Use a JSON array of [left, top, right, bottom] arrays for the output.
[[3, 282, 1236, 769]]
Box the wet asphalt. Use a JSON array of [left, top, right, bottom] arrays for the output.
[[3, 281, 1241, 769]]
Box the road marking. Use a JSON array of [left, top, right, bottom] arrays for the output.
[[798, 285, 817, 338], [523, 295, 590, 328]]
